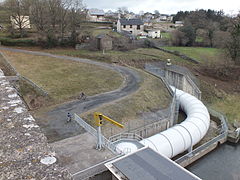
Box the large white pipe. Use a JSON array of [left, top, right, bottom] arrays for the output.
[[116, 87, 210, 158]]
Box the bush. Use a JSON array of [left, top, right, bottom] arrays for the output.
[[0, 38, 37, 46]]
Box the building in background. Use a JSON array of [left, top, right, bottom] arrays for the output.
[[117, 19, 144, 36], [146, 29, 161, 38], [87, 9, 105, 22]]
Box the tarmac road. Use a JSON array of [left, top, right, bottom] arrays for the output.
[[0, 47, 141, 142]]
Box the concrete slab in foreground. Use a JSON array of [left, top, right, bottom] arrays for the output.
[[50, 132, 116, 176]]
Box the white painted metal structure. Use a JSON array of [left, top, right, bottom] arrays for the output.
[[116, 87, 210, 158]]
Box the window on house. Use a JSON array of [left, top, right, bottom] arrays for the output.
[[130, 25, 132, 28], [137, 25, 140, 30], [123, 25, 126, 28]]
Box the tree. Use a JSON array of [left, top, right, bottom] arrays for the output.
[[154, 10, 160, 18], [226, 15, 240, 64], [4, 0, 31, 37], [67, 0, 86, 44], [171, 30, 185, 46], [31, 0, 48, 33], [179, 22, 196, 46], [30, 0, 85, 47], [117, 7, 129, 18]]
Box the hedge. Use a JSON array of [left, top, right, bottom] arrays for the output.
[[0, 38, 37, 46]]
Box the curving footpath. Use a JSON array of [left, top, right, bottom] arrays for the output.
[[116, 87, 210, 158], [0, 47, 142, 141]]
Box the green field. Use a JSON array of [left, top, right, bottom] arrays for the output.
[[161, 32, 171, 39], [163, 46, 222, 63]]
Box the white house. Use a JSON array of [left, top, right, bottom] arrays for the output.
[[117, 19, 144, 36], [87, 9, 105, 22], [175, 21, 184, 27], [146, 29, 161, 38]]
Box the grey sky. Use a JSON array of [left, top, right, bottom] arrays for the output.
[[83, 0, 240, 15]]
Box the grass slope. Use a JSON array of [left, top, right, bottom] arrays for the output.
[[163, 46, 221, 63], [81, 69, 171, 137], [1, 50, 123, 104], [46, 47, 189, 67]]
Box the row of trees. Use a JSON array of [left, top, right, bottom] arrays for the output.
[[2, 0, 86, 46], [171, 9, 231, 47], [171, 10, 240, 64]]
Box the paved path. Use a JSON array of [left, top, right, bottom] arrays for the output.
[[0, 47, 141, 142]]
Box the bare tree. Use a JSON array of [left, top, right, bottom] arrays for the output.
[[31, 0, 48, 33], [4, 0, 31, 37], [226, 14, 240, 64], [67, 0, 85, 44]]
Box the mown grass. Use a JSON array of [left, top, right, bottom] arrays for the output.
[[161, 32, 171, 39], [1, 50, 123, 104], [163, 46, 222, 63], [81, 69, 172, 137]]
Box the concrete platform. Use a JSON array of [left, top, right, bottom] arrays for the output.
[[50, 132, 116, 175]]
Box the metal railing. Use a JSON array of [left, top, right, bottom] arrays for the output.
[[127, 118, 169, 139], [175, 131, 227, 164], [74, 114, 123, 155], [72, 156, 121, 180], [109, 133, 143, 142], [145, 63, 202, 100], [175, 108, 228, 164], [74, 114, 98, 137]]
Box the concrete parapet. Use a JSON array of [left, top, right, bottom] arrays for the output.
[[0, 69, 71, 179]]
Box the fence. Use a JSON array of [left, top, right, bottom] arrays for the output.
[[0, 52, 18, 76], [145, 62, 202, 100], [109, 133, 143, 142], [126, 118, 169, 139], [74, 114, 97, 137], [145, 64, 179, 125], [0, 51, 49, 97], [74, 114, 123, 155], [72, 156, 121, 180], [175, 131, 227, 165]]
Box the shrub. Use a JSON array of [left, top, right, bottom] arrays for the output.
[[0, 38, 37, 46]]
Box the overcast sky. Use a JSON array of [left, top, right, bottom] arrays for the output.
[[83, 0, 240, 15]]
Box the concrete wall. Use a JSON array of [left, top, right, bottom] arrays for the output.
[[165, 70, 201, 99]]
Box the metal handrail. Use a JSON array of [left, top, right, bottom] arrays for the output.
[[74, 114, 123, 155], [175, 132, 227, 164], [109, 132, 143, 142]]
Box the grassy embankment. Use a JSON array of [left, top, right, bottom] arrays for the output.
[[163, 46, 221, 63], [0, 50, 123, 105], [163, 46, 240, 127], [1, 49, 172, 136], [81, 69, 171, 137], [45, 47, 190, 67]]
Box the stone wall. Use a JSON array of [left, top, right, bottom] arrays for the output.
[[0, 69, 71, 179]]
